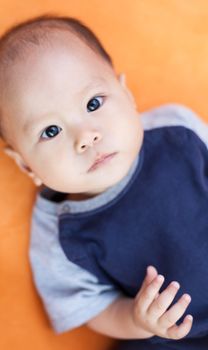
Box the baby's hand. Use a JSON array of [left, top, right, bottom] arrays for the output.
[[132, 266, 193, 339]]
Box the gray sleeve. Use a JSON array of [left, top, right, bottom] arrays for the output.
[[141, 103, 208, 148], [28, 205, 123, 334]]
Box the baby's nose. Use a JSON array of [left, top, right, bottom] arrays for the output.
[[75, 130, 102, 153]]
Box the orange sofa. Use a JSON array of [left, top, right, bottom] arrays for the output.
[[1, 1, 208, 349]]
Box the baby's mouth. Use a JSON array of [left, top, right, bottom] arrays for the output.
[[87, 152, 118, 172]]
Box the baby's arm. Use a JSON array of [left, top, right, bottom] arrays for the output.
[[87, 266, 193, 340]]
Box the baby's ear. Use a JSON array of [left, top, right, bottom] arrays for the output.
[[118, 73, 126, 87], [118, 73, 137, 109], [3, 146, 42, 186], [4, 146, 29, 173]]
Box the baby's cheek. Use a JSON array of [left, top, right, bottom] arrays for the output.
[[126, 118, 143, 153]]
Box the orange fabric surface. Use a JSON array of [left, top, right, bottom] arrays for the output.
[[1, 1, 208, 349]]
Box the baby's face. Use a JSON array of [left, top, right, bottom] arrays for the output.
[[3, 31, 143, 195]]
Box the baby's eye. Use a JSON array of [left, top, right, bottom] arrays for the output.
[[87, 96, 104, 112], [40, 125, 62, 140]]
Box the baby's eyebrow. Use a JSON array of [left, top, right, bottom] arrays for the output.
[[23, 78, 106, 133], [23, 113, 50, 133], [80, 78, 106, 95]]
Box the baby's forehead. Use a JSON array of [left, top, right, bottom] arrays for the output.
[[1, 29, 116, 107], [19, 30, 98, 67], [2, 33, 114, 116], [4, 32, 111, 91], [2, 28, 106, 83]]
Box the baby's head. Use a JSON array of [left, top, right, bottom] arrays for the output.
[[0, 15, 143, 196]]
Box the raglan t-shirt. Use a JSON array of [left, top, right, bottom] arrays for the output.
[[29, 104, 208, 349]]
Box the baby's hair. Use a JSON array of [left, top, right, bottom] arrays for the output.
[[0, 14, 113, 143]]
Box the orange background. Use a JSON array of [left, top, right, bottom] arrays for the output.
[[1, 1, 208, 349]]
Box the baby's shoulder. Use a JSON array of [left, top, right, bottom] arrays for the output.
[[140, 103, 203, 130], [140, 103, 208, 148]]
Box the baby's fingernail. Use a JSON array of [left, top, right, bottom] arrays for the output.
[[157, 274, 164, 283], [147, 266, 153, 273], [186, 314, 193, 322], [147, 265, 157, 274], [183, 294, 191, 303], [170, 281, 180, 289]]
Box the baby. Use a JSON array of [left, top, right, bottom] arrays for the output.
[[1, 14, 208, 350]]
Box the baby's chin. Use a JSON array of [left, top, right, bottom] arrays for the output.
[[43, 150, 138, 195]]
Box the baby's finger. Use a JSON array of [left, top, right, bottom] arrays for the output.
[[136, 274, 164, 312], [135, 266, 158, 300], [145, 266, 158, 285], [159, 293, 191, 329], [147, 281, 180, 319], [166, 314, 193, 340]]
